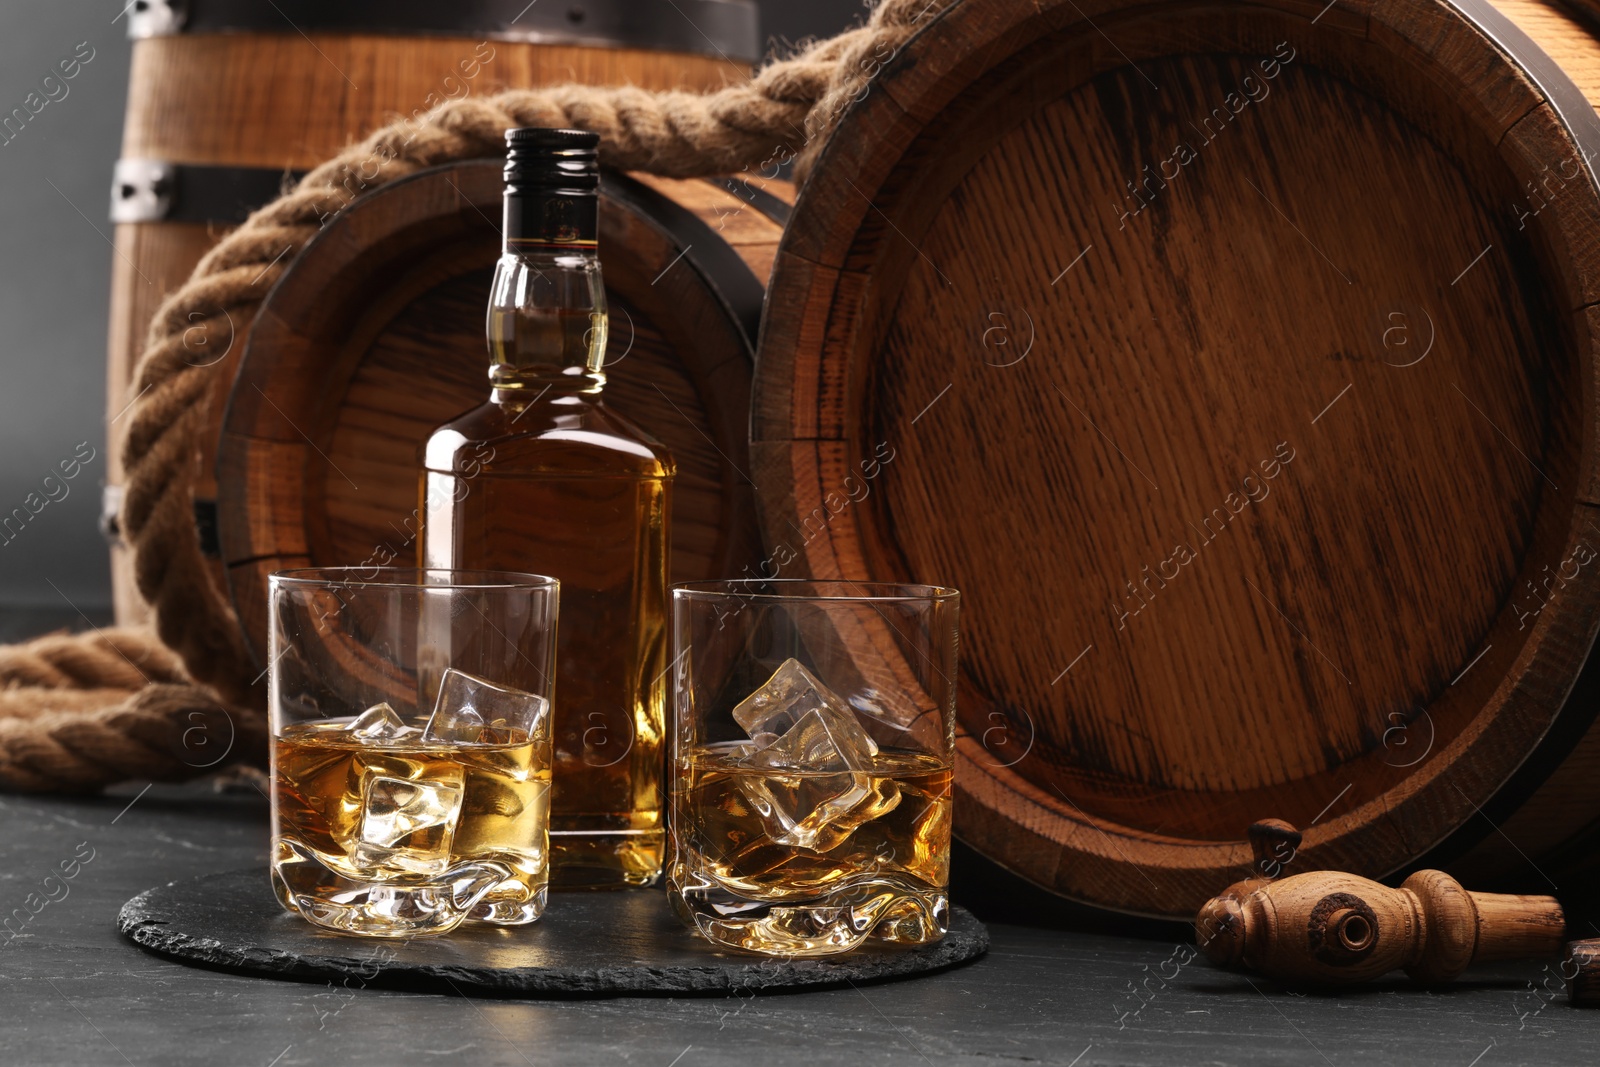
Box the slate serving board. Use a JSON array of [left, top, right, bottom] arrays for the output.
[[118, 869, 989, 997]]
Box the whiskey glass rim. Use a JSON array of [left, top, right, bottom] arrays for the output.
[[672, 578, 958, 603], [269, 567, 559, 592]]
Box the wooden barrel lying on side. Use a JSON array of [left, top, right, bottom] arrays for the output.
[[104, 0, 761, 626], [218, 160, 790, 666], [753, 0, 1600, 916]]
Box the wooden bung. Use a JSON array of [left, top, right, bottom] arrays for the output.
[[1196, 822, 1566, 986], [105, 2, 757, 626], [1569, 939, 1600, 1006], [751, 0, 1600, 916]]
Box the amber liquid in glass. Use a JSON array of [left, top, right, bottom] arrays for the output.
[[671, 743, 952, 955], [271, 720, 551, 934], [421, 256, 673, 888]]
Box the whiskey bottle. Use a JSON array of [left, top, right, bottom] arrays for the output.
[[420, 128, 674, 888]]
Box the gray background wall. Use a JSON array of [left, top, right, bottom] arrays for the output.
[[0, 0, 862, 624], [0, 5, 130, 618]]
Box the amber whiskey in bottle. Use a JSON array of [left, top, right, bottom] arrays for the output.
[[420, 129, 673, 888]]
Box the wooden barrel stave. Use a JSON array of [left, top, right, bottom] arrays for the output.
[[120, 37, 748, 169], [1506, 0, 1600, 106], [755, 0, 1600, 914]]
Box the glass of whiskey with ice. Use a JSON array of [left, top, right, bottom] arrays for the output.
[[668, 580, 959, 956], [268, 568, 558, 937]]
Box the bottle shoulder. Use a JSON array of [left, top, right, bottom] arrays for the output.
[[424, 398, 675, 477]]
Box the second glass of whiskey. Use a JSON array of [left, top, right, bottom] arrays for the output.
[[668, 580, 960, 956], [420, 129, 674, 888]]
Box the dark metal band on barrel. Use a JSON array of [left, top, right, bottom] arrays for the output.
[[124, 0, 762, 65]]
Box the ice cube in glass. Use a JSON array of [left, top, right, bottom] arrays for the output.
[[734, 659, 900, 852], [357, 772, 465, 874], [346, 702, 413, 742], [423, 667, 548, 745], [732, 659, 870, 747]]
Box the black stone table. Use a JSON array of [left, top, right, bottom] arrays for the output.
[[5, 780, 1599, 1066]]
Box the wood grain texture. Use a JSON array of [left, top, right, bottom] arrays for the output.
[[754, 0, 1600, 916], [1569, 936, 1600, 1005], [106, 33, 746, 626], [219, 161, 790, 668], [121, 37, 744, 169], [1500, 0, 1600, 105], [1195, 866, 1565, 986]]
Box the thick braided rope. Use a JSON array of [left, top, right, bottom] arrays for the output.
[[0, 627, 186, 690], [119, 0, 948, 708], [0, 628, 260, 792], [0, 684, 266, 793]]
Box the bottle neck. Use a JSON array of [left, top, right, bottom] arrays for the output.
[[503, 190, 597, 255], [489, 191, 607, 401]]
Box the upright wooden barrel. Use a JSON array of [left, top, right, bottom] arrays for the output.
[[753, 0, 1600, 916], [218, 160, 791, 666], [104, 0, 760, 626]]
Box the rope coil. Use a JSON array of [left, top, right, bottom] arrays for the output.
[[0, 0, 949, 793]]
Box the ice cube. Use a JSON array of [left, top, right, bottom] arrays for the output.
[[738, 767, 900, 852], [733, 660, 899, 852], [346, 702, 413, 742], [356, 772, 464, 874], [422, 668, 547, 745], [732, 659, 878, 760], [744, 706, 877, 771]]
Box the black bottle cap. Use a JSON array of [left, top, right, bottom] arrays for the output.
[[503, 128, 600, 251], [504, 127, 599, 197]]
